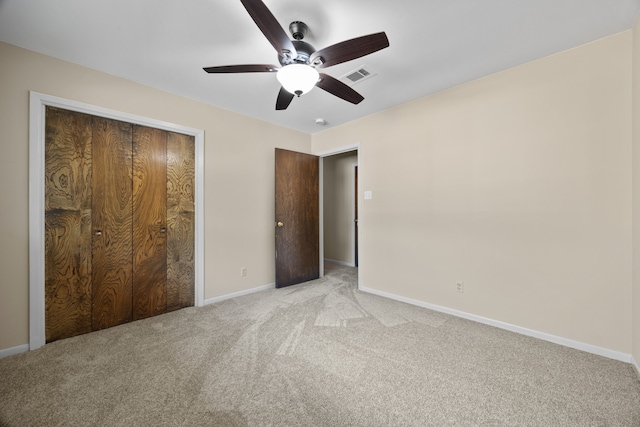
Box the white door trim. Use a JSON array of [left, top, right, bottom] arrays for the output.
[[28, 91, 205, 350]]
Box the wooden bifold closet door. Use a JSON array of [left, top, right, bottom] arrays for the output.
[[45, 107, 195, 343]]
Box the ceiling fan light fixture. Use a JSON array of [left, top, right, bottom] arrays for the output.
[[277, 64, 319, 97]]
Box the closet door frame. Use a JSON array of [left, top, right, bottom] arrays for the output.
[[29, 91, 205, 350]]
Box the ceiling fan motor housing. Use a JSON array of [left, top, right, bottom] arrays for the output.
[[279, 40, 316, 66]]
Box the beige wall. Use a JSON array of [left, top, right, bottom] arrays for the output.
[[2, 29, 638, 358], [0, 42, 311, 351], [633, 17, 640, 367], [313, 32, 633, 353], [323, 151, 358, 265]]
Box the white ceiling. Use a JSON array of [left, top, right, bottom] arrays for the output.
[[1, 0, 639, 134]]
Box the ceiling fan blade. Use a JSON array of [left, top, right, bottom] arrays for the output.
[[276, 87, 295, 110], [316, 73, 364, 105], [311, 32, 389, 68], [203, 64, 279, 73], [240, 0, 297, 59]]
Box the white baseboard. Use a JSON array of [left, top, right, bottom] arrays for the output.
[[204, 283, 275, 305], [632, 356, 640, 380], [324, 259, 356, 268], [0, 344, 29, 359], [360, 286, 632, 364]]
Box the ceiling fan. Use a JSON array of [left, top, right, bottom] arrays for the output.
[[203, 0, 390, 110]]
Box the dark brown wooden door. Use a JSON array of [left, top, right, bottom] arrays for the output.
[[355, 165, 358, 267], [275, 148, 319, 288], [91, 117, 134, 330], [44, 108, 93, 341], [166, 132, 196, 311], [132, 125, 167, 320], [44, 107, 195, 342]]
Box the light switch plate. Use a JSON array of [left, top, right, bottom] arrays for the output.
[[364, 191, 372, 200]]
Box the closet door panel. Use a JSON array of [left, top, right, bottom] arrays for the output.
[[44, 107, 93, 342], [45, 108, 195, 340], [92, 117, 134, 330], [166, 132, 195, 311], [132, 125, 168, 320]]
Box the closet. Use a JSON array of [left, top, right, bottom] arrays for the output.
[[44, 107, 195, 343]]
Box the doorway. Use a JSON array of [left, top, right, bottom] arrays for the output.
[[321, 149, 358, 273]]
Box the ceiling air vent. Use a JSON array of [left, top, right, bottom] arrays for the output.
[[340, 66, 376, 86]]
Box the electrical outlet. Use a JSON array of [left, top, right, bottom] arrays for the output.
[[456, 282, 464, 293], [240, 267, 247, 277]]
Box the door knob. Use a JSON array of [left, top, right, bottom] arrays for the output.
[[277, 221, 284, 228], [160, 227, 167, 233], [94, 230, 102, 236]]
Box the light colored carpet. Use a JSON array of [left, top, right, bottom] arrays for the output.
[[1, 262, 639, 426]]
